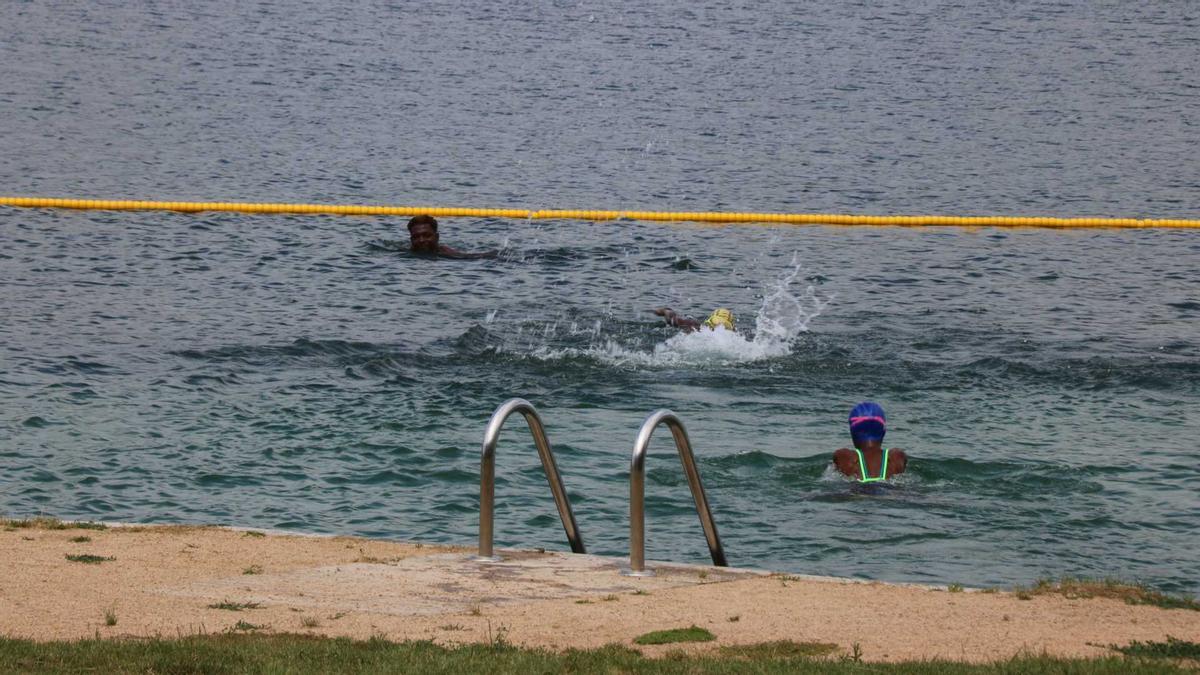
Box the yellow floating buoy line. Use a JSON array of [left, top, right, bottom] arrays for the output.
[[1, 196, 1198, 229]]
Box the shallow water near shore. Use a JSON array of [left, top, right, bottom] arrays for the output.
[[2, 1, 1199, 594]]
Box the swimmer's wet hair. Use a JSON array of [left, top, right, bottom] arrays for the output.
[[407, 214, 438, 231]]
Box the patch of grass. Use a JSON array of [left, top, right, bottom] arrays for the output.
[[720, 640, 839, 660], [242, 531, 266, 538], [0, 635, 1188, 673], [103, 608, 117, 627], [1016, 591, 1032, 601], [69, 535, 92, 543], [243, 564, 264, 575], [727, 615, 740, 622], [574, 599, 592, 605], [468, 605, 482, 616], [5, 517, 106, 531], [601, 594, 619, 602], [439, 624, 466, 631], [1024, 577, 1199, 611], [65, 553, 114, 564], [697, 570, 708, 580], [209, 601, 262, 612], [300, 616, 321, 628], [948, 583, 964, 593], [228, 620, 265, 633], [1110, 636, 1200, 660], [633, 625, 715, 645], [632, 589, 650, 596]]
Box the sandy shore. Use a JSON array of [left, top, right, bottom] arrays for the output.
[[1, 521, 1196, 663]]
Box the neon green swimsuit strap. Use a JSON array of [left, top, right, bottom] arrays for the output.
[[852, 447, 890, 482]]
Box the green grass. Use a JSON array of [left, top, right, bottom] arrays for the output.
[[4, 517, 107, 531], [1024, 577, 1200, 611], [0, 635, 1189, 674], [243, 564, 264, 575], [208, 601, 262, 611], [719, 640, 838, 660], [68, 536, 91, 543], [64, 554, 114, 564], [1111, 636, 1200, 660], [634, 626, 715, 645]]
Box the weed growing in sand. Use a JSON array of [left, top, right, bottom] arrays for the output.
[[720, 640, 838, 660], [104, 608, 117, 627], [727, 615, 740, 622], [601, 594, 619, 602], [948, 583, 964, 593], [574, 599, 592, 605], [633, 626, 715, 645], [841, 642, 863, 663], [439, 624, 466, 631], [468, 605, 482, 616], [228, 620, 265, 632], [65, 554, 114, 564], [1016, 591, 1033, 600], [632, 589, 649, 596], [300, 616, 321, 628], [242, 531, 266, 538], [243, 564, 264, 575], [1110, 636, 1200, 660], [1023, 577, 1199, 611], [698, 570, 709, 580], [209, 601, 262, 611], [70, 536, 91, 543]]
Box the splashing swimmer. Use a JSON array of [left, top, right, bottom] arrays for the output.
[[407, 215, 497, 259], [832, 401, 908, 482], [652, 307, 736, 333]]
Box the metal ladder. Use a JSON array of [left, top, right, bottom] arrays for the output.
[[475, 400, 726, 574], [624, 409, 726, 576], [476, 398, 585, 561]]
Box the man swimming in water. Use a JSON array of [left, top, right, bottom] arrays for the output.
[[832, 401, 908, 482], [407, 215, 498, 259], [652, 307, 736, 333]]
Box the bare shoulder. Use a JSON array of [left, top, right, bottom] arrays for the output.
[[888, 448, 909, 472], [832, 447, 857, 475]]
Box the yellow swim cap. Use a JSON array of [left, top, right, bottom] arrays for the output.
[[702, 308, 735, 331]]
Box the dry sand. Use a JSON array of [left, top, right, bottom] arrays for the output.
[[1, 522, 1196, 663]]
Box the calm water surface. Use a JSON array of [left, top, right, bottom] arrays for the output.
[[1, 1, 1198, 594]]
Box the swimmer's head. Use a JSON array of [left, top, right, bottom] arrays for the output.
[[407, 214, 439, 253], [848, 401, 886, 445], [702, 308, 735, 331]]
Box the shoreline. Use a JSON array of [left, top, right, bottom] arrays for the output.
[[2, 518, 1197, 663]]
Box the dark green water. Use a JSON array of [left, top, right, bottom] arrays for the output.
[[2, 2, 1199, 593]]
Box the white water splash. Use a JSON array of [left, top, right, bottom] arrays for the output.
[[527, 256, 832, 367]]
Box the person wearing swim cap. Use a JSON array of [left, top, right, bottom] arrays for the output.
[[407, 215, 498, 259], [652, 307, 736, 333], [832, 401, 908, 482]]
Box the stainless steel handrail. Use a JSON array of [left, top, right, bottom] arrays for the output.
[[625, 409, 727, 576], [477, 398, 586, 561]]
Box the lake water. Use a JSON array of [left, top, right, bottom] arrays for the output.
[[1, 1, 1198, 594]]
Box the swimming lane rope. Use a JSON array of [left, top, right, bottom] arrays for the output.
[[1, 196, 1198, 229]]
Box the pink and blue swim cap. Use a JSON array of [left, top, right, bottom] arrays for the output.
[[849, 401, 886, 444]]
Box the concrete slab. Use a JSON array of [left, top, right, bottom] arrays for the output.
[[162, 549, 769, 616]]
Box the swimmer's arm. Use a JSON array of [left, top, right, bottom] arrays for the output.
[[832, 448, 858, 478], [652, 307, 701, 331], [437, 245, 499, 260]]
